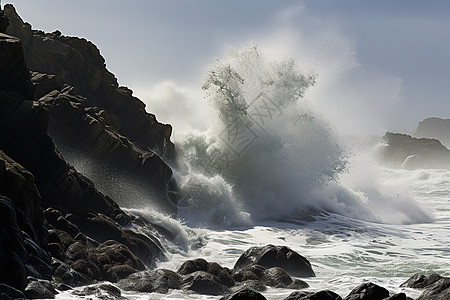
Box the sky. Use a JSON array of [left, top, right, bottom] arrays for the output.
[[3, 0, 450, 136]]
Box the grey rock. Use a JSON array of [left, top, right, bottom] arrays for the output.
[[234, 245, 315, 277]]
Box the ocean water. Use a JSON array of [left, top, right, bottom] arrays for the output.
[[56, 46, 449, 299], [56, 166, 450, 299]]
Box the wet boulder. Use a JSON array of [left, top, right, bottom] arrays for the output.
[[178, 258, 234, 288], [343, 282, 389, 300], [181, 271, 230, 296], [400, 273, 444, 289], [24, 279, 57, 299], [118, 269, 182, 294], [261, 267, 308, 289], [221, 287, 267, 300], [234, 245, 315, 277], [284, 290, 342, 300], [417, 278, 450, 300]]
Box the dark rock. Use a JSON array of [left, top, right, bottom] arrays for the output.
[[118, 269, 182, 293], [0, 7, 9, 33], [27, 254, 53, 280], [0, 16, 168, 278], [51, 258, 91, 287], [343, 282, 389, 300], [31, 71, 61, 99], [261, 267, 308, 289], [4, 3, 179, 216], [380, 132, 450, 169], [417, 278, 450, 300], [0, 151, 45, 247], [82, 283, 121, 298], [48, 242, 66, 261], [72, 258, 102, 280], [221, 287, 267, 300], [0, 196, 27, 291], [400, 273, 443, 289], [182, 271, 230, 296], [234, 245, 315, 277], [102, 265, 137, 283], [0, 32, 34, 98], [284, 291, 312, 300], [178, 258, 235, 288], [233, 265, 266, 282], [232, 280, 266, 292], [0, 283, 26, 300], [178, 258, 209, 275], [284, 290, 342, 300], [24, 280, 55, 299]]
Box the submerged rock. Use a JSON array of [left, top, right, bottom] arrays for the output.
[[233, 245, 315, 277], [181, 271, 230, 296], [221, 287, 267, 300]]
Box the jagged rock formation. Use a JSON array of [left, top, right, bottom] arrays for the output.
[[415, 117, 450, 149], [0, 4, 175, 297], [3, 4, 178, 215], [380, 132, 450, 170]]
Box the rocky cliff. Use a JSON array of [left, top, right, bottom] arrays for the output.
[[415, 117, 450, 149], [3, 4, 178, 215], [380, 132, 450, 170], [0, 4, 177, 298]]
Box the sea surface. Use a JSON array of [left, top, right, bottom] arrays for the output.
[[56, 167, 450, 299], [57, 46, 449, 299]]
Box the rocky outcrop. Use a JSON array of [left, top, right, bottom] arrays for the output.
[[284, 290, 342, 300], [343, 282, 389, 300], [233, 245, 315, 277], [416, 117, 450, 149], [400, 273, 444, 289], [417, 277, 450, 300], [0, 13, 166, 294], [4, 4, 175, 158], [380, 132, 450, 170], [3, 4, 178, 216], [401, 273, 450, 300], [0, 6, 9, 33]]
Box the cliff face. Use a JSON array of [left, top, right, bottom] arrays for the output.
[[380, 132, 450, 170], [3, 4, 178, 214], [415, 117, 450, 149], [0, 4, 178, 296]]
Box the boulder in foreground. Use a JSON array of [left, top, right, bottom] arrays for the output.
[[233, 245, 315, 277]]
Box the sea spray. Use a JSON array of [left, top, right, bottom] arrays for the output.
[[176, 46, 346, 226]]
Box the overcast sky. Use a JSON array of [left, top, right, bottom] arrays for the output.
[[4, 0, 450, 135]]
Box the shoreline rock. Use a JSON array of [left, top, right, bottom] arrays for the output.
[[380, 132, 450, 170]]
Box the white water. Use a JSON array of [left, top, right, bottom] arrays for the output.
[[57, 167, 450, 300], [57, 46, 448, 299]]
